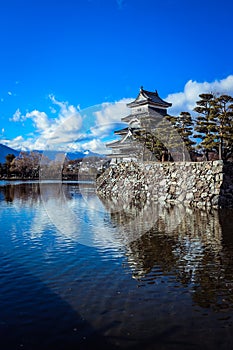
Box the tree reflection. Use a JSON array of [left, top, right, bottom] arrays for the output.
[[1, 182, 233, 313], [99, 195, 233, 312], [0, 182, 74, 205], [0, 182, 41, 203]]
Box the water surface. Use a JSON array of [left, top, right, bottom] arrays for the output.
[[0, 181, 233, 349]]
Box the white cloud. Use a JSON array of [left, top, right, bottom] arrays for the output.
[[7, 96, 132, 153], [25, 110, 50, 131], [94, 98, 132, 125], [81, 138, 109, 154], [167, 75, 233, 115], [13, 135, 23, 142], [4, 75, 233, 153], [8, 96, 83, 151], [89, 98, 132, 139], [47, 95, 83, 142], [49, 106, 56, 114], [3, 135, 26, 151], [11, 108, 22, 122]]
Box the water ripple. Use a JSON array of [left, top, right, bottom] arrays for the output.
[[1, 181, 233, 349]]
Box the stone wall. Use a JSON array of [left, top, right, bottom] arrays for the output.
[[96, 160, 233, 208]]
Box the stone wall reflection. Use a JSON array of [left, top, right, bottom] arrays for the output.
[[99, 195, 233, 311]]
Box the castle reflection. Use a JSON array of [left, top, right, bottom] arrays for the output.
[[1, 181, 233, 312], [99, 196, 233, 312]]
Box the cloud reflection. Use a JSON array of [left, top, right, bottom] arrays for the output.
[[1, 181, 233, 312]]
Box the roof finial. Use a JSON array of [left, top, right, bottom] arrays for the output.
[[140, 86, 143, 91], [155, 89, 158, 96]]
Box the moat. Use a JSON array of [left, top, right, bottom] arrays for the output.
[[1, 180, 233, 349]]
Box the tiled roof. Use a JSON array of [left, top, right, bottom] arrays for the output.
[[127, 87, 172, 108]]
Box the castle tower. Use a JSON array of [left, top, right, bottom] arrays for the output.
[[107, 87, 172, 163]]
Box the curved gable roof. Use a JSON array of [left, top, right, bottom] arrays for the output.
[[127, 87, 172, 108]]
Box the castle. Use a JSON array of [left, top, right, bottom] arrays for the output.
[[106, 86, 175, 163]]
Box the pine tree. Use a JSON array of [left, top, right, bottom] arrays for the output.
[[132, 128, 168, 161], [193, 93, 218, 160], [213, 94, 233, 160], [167, 112, 196, 160]]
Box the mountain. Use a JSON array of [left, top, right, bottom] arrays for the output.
[[33, 149, 105, 160], [0, 144, 20, 163], [0, 143, 105, 164], [67, 150, 105, 160]]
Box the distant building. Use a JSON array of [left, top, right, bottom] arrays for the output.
[[106, 87, 172, 163]]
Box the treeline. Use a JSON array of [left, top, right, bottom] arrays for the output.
[[0, 151, 108, 180], [175, 93, 233, 161], [0, 152, 82, 179], [133, 93, 233, 162], [1, 92, 233, 179]]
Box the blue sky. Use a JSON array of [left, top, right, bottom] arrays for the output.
[[1, 0, 233, 154]]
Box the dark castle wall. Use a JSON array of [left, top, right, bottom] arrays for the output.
[[96, 161, 233, 208]]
